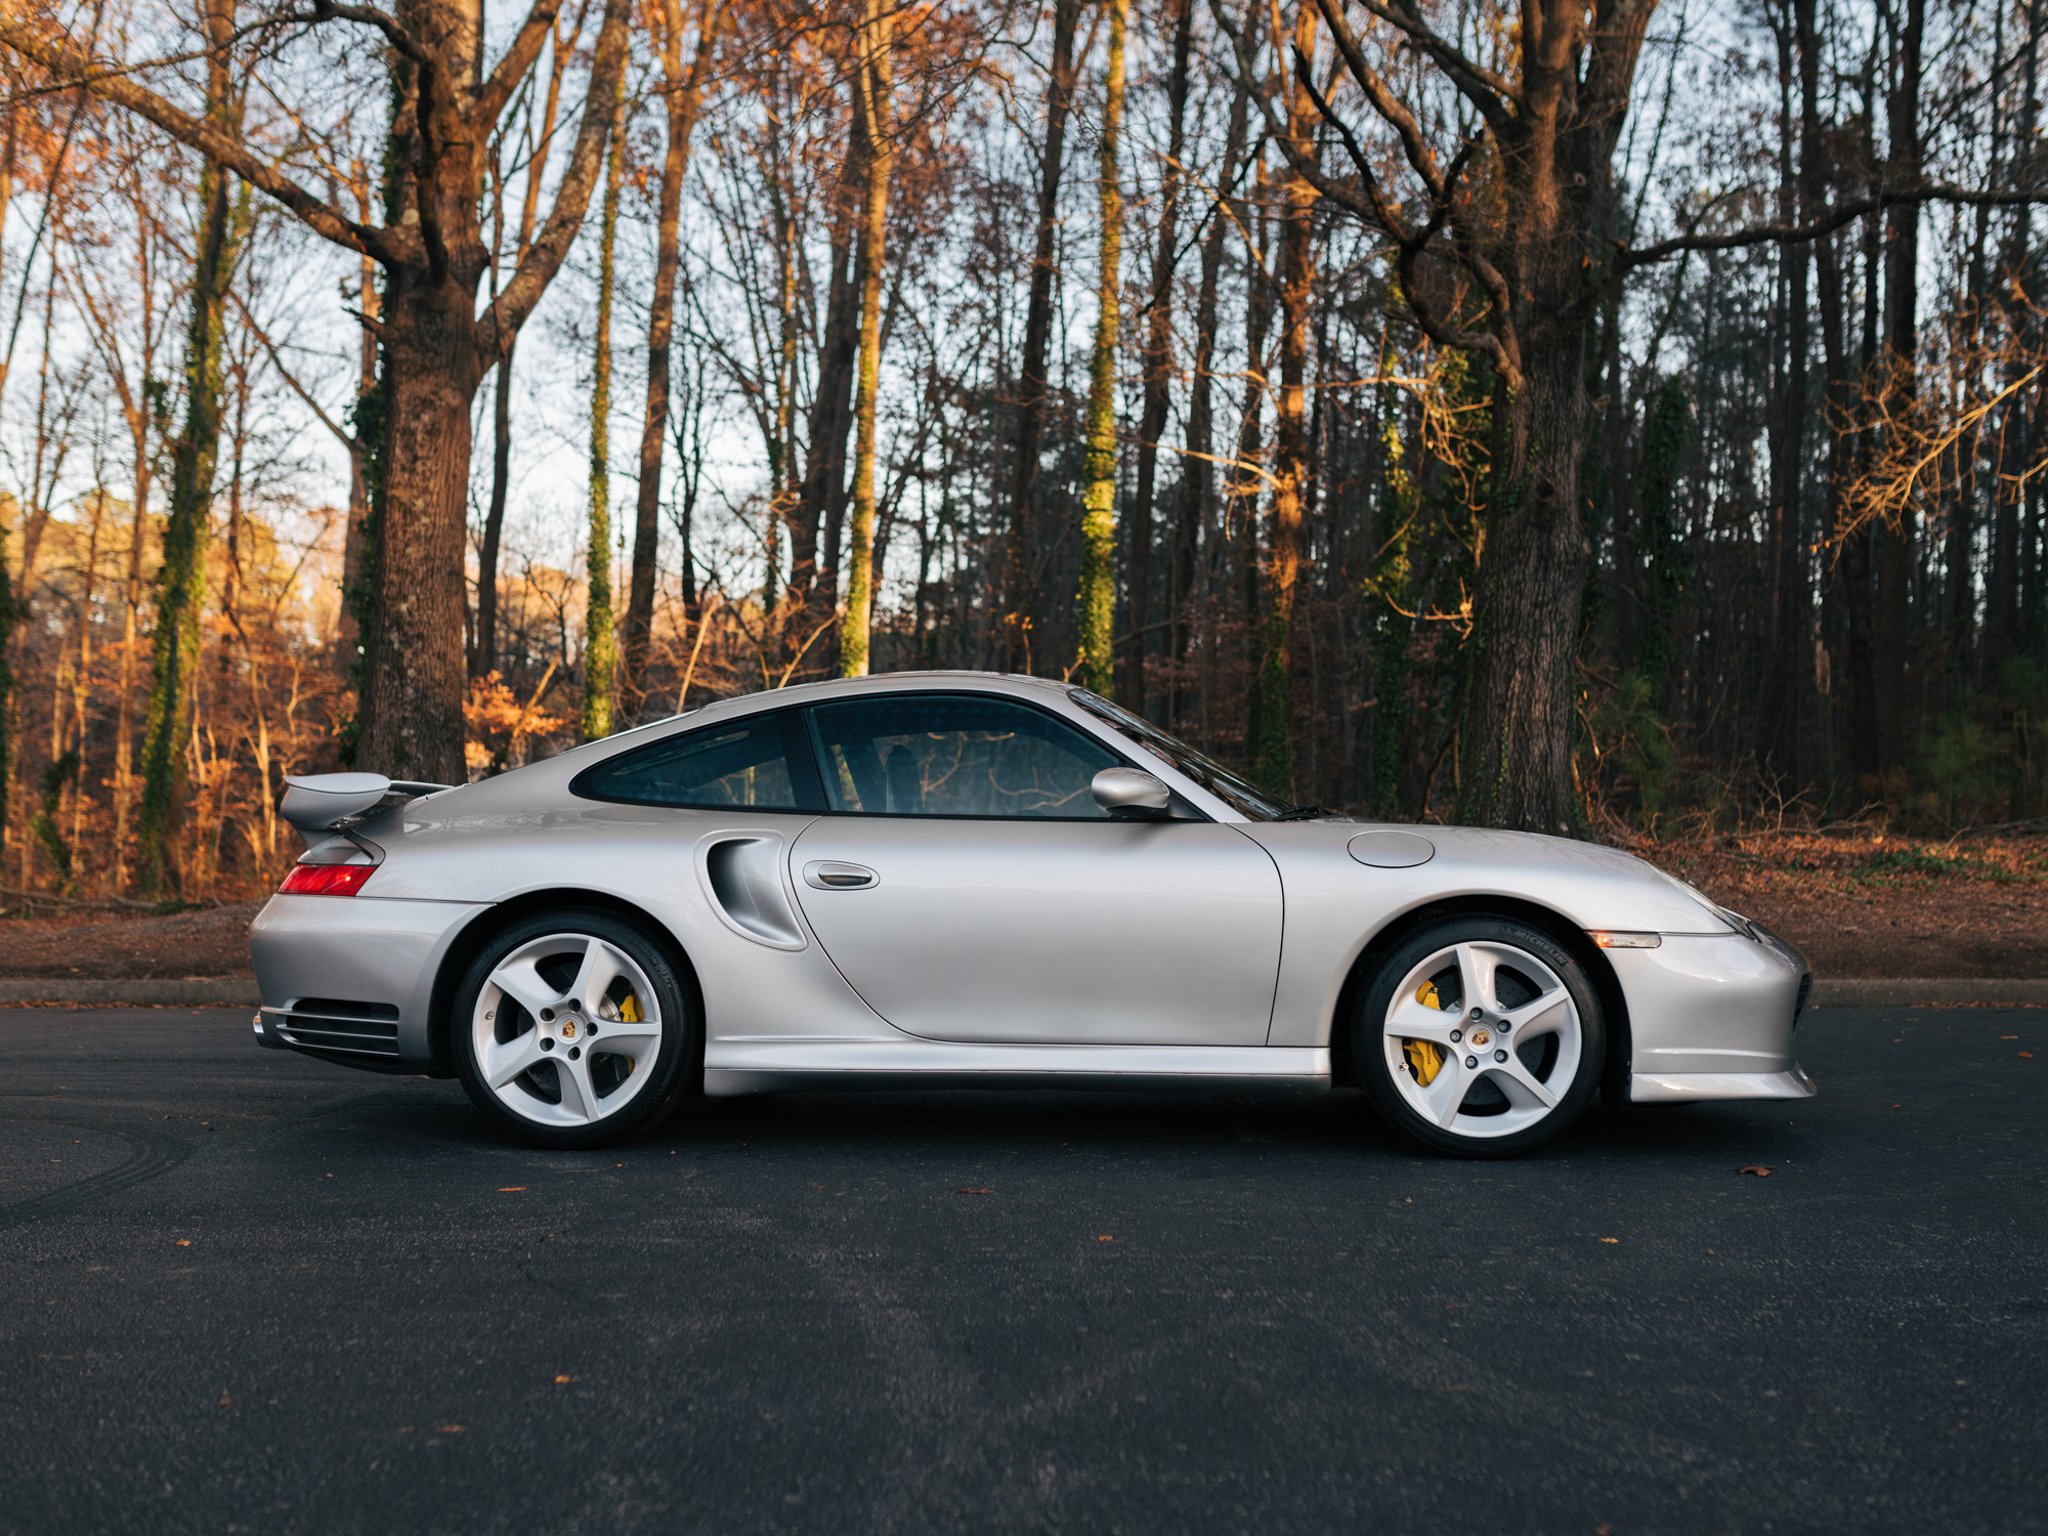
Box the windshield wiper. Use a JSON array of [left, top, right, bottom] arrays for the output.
[[1272, 803, 1326, 821]]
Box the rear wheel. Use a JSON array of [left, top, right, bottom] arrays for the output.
[[1354, 916, 1605, 1158], [453, 910, 694, 1149]]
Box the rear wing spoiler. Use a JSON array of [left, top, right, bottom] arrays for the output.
[[279, 772, 453, 847]]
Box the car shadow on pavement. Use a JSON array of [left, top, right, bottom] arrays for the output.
[[330, 1077, 1808, 1167]]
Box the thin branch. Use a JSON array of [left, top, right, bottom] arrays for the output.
[[1353, 0, 1514, 126], [0, 15, 403, 264], [477, 0, 564, 125], [481, 0, 633, 357], [1619, 180, 2048, 270]]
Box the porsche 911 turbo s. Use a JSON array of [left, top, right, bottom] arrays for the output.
[[251, 672, 1813, 1157]]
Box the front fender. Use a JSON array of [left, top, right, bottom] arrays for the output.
[[1243, 822, 1730, 1048]]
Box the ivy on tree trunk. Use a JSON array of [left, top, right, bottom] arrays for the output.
[[1075, 0, 1129, 697], [839, 0, 896, 680], [583, 81, 623, 741], [137, 0, 241, 896]]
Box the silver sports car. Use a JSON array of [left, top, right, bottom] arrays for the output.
[[252, 672, 1813, 1156]]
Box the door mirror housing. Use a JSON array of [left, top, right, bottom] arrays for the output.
[[1091, 766, 1173, 819]]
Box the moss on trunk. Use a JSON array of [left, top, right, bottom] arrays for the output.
[[1074, 0, 1129, 696]]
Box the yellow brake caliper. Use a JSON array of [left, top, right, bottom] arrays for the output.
[[607, 992, 643, 1071], [1403, 980, 1445, 1085]]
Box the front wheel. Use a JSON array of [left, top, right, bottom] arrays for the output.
[[453, 910, 695, 1149], [1354, 917, 1605, 1158]]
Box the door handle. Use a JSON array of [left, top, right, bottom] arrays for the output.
[[803, 860, 879, 891]]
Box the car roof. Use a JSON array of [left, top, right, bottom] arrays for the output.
[[679, 670, 1071, 719]]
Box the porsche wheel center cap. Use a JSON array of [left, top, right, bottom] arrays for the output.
[[1471, 1029, 1491, 1048], [560, 1020, 578, 1040]]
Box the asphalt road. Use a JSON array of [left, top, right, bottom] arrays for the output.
[[0, 1007, 2041, 1536]]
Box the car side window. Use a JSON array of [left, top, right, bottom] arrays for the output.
[[572, 712, 815, 810], [807, 695, 1120, 819]]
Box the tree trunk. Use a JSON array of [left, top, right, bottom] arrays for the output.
[[357, 277, 487, 784], [1988, 0, 2040, 660], [1796, 0, 1858, 799], [1762, 3, 1810, 787], [0, 534, 12, 867], [582, 84, 624, 740], [1001, 0, 1082, 671], [1249, 1, 1316, 798], [1168, 61, 1250, 730], [839, 0, 895, 678], [1440, 7, 1654, 835], [475, 337, 515, 680], [0, 105, 14, 856], [342, 160, 379, 670], [1873, 0, 1924, 779], [474, 25, 570, 681], [1456, 324, 1589, 834], [1074, 0, 1128, 695], [1119, 0, 1193, 711], [137, 0, 239, 895], [793, 185, 862, 610], [1233, 152, 1274, 754], [624, 0, 721, 719]]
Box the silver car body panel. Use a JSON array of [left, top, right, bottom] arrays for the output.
[[249, 671, 1814, 1106], [788, 816, 1282, 1045]]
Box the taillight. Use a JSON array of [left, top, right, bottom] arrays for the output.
[[279, 862, 374, 896]]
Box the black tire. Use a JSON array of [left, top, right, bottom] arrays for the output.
[[452, 908, 697, 1150], [1353, 915, 1605, 1159]]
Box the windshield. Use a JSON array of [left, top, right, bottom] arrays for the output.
[[1067, 688, 1292, 820]]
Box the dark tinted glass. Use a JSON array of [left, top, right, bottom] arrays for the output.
[[809, 694, 1119, 818], [1066, 687, 1290, 819], [574, 714, 803, 809]]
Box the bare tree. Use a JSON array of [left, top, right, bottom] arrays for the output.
[[3, 0, 636, 782]]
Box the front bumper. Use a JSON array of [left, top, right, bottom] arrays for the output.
[[249, 894, 487, 1072], [1606, 929, 1816, 1104]]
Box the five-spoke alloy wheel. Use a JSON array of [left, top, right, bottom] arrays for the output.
[[453, 910, 695, 1149], [1355, 916, 1606, 1157]]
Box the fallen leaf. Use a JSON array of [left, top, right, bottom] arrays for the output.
[[553, 1374, 576, 1386], [436, 1425, 464, 1435], [2022, 1051, 2035, 1060], [1097, 1234, 1114, 1243], [957, 1187, 992, 1196], [496, 1186, 526, 1193], [2000, 1035, 2020, 1040], [1600, 1237, 1619, 1245], [175, 1239, 192, 1247], [217, 1393, 232, 1408], [1737, 1165, 1774, 1177]]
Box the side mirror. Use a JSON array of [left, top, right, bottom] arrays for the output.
[[1092, 766, 1172, 819]]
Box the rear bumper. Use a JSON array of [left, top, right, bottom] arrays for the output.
[[249, 894, 487, 1071], [1607, 931, 1815, 1104]]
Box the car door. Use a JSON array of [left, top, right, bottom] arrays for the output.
[[787, 691, 1282, 1046]]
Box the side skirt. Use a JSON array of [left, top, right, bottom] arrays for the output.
[[702, 1041, 1332, 1098]]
